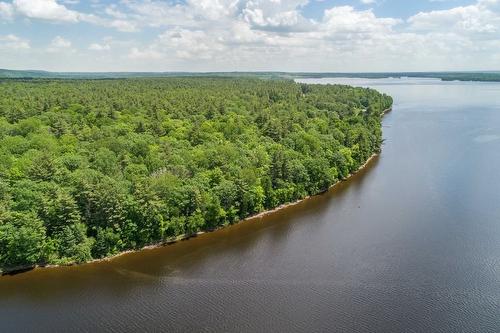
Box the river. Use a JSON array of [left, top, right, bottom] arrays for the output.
[[1, 78, 499, 332]]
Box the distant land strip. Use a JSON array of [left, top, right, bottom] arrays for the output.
[[2, 69, 500, 82]]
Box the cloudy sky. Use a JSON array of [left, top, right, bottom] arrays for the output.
[[1, 0, 500, 72]]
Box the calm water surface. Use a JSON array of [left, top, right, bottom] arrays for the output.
[[1, 78, 500, 332]]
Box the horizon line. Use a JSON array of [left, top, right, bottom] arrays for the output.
[[2, 69, 500, 74]]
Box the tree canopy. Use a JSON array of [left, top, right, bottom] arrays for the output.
[[0, 78, 392, 272]]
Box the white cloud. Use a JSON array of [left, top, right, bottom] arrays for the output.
[[51, 36, 71, 48], [47, 35, 74, 53], [0, 2, 14, 20], [3, 0, 500, 71], [187, 0, 241, 21], [119, 1, 196, 28], [13, 0, 80, 22], [89, 42, 110, 51], [408, 4, 500, 34], [111, 0, 500, 71], [128, 47, 163, 60], [242, 0, 311, 31], [321, 6, 400, 35], [161, 28, 225, 59], [104, 5, 127, 19], [3, 0, 135, 32], [107, 19, 138, 32], [0, 34, 30, 49]]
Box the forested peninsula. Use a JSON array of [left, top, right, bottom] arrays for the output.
[[0, 78, 392, 273]]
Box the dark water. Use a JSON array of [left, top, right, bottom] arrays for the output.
[[1, 78, 500, 332]]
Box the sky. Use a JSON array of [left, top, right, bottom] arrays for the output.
[[1, 0, 499, 72]]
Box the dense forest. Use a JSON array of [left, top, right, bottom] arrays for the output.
[[0, 78, 392, 272]]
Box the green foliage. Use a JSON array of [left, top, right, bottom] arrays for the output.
[[0, 78, 392, 271], [0, 212, 46, 268], [93, 227, 122, 258], [53, 223, 94, 264]]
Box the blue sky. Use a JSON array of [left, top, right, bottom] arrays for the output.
[[1, 0, 499, 72], [303, 0, 475, 18]]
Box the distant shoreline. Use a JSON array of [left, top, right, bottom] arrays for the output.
[[2, 67, 500, 83], [1, 107, 392, 276]]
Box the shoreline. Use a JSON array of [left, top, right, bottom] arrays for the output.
[[1, 107, 392, 276]]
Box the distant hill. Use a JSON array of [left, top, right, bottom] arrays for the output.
[[1, 68, 500, 82], [0, 69, 289, 79]]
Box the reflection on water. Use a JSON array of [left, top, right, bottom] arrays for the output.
[[1, 78, 500, 332]]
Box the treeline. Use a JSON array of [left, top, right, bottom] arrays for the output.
[[4, 69, 500, 82], [0, 78, 392, 272], [293, 72, 500, 82]]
